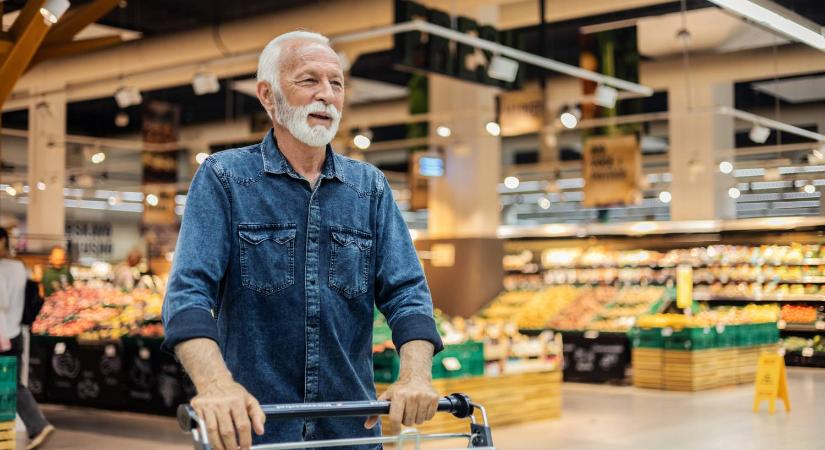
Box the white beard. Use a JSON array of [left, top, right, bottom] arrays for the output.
[[273, 93, 341, 147]]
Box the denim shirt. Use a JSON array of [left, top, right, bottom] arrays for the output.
[[162, 130, 443, 448]]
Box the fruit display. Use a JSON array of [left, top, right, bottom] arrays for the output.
[[32, 286, 164, 340], [482, 286, 580, 329], [547, 287, 615, 330], [637, 304, 779, 329], [780, 305, 820, 324]]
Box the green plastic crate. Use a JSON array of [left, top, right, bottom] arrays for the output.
[[0, 357, 15, 422], [373, 349, 400, 384], [432, 341, 484, 379], [716, 325, 738, 348], [632, 328, 664, 349], [664, 327, 716, 350]]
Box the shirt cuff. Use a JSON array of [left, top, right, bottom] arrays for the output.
[[391, 313, 444, 355], [161, 308, 219, 354]]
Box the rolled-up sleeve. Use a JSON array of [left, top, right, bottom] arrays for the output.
[[374, 175, 443, 354], [162, 158, 232, 354]]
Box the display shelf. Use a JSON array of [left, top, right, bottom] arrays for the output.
[[694, 292, 825, 302], [778, 323, 824, 333]]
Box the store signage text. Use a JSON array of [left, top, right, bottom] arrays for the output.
[[394, 0, 523, 89], [582, 134, 642, 208], [66, 222, 113, 260]]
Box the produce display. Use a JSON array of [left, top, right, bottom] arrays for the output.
[[547, 287, 615, 330], [32, 286, 164, 340], [637, 304, 779, 329], [780, 304, 821, 324]]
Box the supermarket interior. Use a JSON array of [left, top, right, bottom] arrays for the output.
[[1, 0, 825, 449]]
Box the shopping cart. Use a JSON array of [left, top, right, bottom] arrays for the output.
[[177, 392, 494, 450]]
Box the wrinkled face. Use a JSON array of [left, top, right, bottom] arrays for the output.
[[260, 41, 345, 148]]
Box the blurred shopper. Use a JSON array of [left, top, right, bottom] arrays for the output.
[[0, 228, 54, 449], [163, 31, 443, 450], [113, 248, 144, 291], [41, 246, 73, 297]]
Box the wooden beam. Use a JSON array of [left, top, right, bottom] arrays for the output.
[[9, 1, 46, 39], [0, 2, 51, 108], [0, 32, 13, 57], [44, 0, 121, 44], [32, 35, 123, 64]]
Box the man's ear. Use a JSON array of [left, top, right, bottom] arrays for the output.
[[256, 81, 274, 112]]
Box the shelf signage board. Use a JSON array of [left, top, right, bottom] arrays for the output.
[[753, 352, 791, 415], [676, 265, 694, 310], [582, 134, 642, 208]]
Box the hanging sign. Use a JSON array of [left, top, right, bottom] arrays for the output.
[[752, 352, 791, 415], [582, 134, 642, 208], [676, 265, 693, 310]]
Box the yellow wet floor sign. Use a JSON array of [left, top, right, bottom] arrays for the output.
[[753, 352, 790, 414]]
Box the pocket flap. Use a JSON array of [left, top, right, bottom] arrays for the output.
[[332, 229, 372, 250], [239, 228, 296, 245]]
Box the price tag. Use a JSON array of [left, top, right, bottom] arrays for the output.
[[105, 345, 116, 358], [54, 342, 66, 355], [816, 321, 825, 330], [441, 357, 462, 372], [661, 327, 673, 337], [802, 347, 814, 358], [139, 348, 151, 360], [584, 330, 600, 339], [777, 320, 787, 330]]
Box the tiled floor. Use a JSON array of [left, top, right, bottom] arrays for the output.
[[22, 368, 821, 450]]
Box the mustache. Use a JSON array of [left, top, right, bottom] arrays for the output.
[[305, 101, 341, 121]]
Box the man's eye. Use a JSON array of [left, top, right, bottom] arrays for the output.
[[332, 81, 344, 88], [300, 79, 316, 84]]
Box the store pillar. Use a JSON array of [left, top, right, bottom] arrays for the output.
[[418, 75, 503, 317], [668, 82, 736, 221], [27, 91, 67, 250]]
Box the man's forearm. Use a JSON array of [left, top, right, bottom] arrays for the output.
[[398, 340, 434, 382], [175, 338, 233, 390]]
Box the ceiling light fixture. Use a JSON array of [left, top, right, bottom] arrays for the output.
[[593, 84, 619, 109], [749, 124, 771, 143], [487, 55, 519, 82], [195, 152, 210, 165], [560, 107, 581, 129], [658, 191, 672, 204], [728, 187, 741, 199], [114, 86, 142, 108], [538, 196, 551, 210], [803, 184, 816, 194], [114, 111, 129, 127], [90, 152, 106, 164], [36, 181, 47, 191], [353, 129, 372, 150], [192, 71, 221, 95], [40, 0, 71, 25], [707, 0, 825, 52], [485, 121, 501, 136], [146, 194, 159, 207], [504, 176, 520, 190], [436, 126, 452, 138], [719, 161, 734, 174], [4, 186, 16, 197]]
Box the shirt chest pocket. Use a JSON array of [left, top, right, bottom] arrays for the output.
[[239, 224, 296, 296], [328, 227, 373, 299]]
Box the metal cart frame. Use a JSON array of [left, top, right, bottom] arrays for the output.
[[177, 393, 494, 450]]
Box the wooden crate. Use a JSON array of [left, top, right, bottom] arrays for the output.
[[633, 347, 764, 392], [0, 421, 14, 450], [377, 370, 562, 435]]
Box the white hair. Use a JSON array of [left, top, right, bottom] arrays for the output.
[[257, 30, 332, 94]]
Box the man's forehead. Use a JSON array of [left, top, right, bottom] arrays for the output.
[[281, 41, 341, 72]]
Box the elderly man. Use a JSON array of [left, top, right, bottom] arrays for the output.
[[162, 30, 443, 450]]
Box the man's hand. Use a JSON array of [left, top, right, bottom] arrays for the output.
[[190, 378, 266, 450], [365, 340, 437, 429], [175, 339, 265, 450]]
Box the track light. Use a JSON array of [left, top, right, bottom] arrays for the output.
[[36, 181, 47, 191], [594, 84, 618, 109], [707, 0, 825, 52], [91, 152, 106, 164], [504, 176, 520, 189], [114, 86, 142, 108], [353, 129, 372, 150], [658, 191, 672, 204], [538, 196, 551, 210], [146, 194, 159, 207], [487, 55, 519, 82], [40, 0, 71, 25], [803, 184, 816, 194], [728, 187, 741, 199], [192, 71, 220, 95], [436, 126, 452, 138], [749, 124, 771, 144]]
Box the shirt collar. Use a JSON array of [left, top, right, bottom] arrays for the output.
[[260, 129, 344, 181]]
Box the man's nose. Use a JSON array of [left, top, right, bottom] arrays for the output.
[[314, 79, 334, 104]]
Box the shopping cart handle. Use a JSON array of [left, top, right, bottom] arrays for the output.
[[177, 393, 474, 433]]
